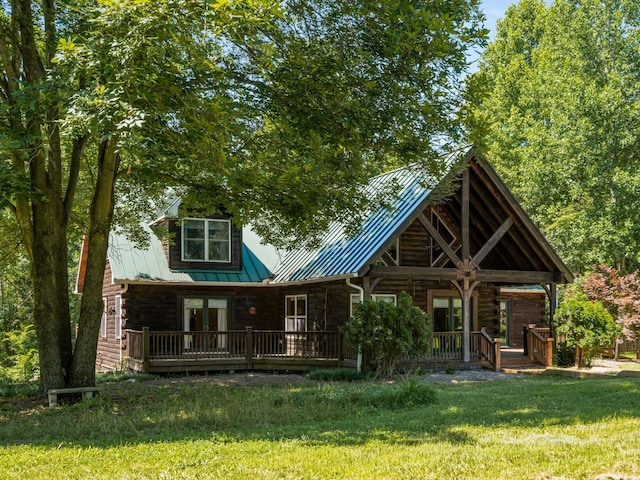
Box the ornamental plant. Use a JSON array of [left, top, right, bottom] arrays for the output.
[[554, 286, 621, 368], [345, 292, 432, 379]]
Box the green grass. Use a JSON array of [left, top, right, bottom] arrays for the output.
[[2, 373, 640, 479]]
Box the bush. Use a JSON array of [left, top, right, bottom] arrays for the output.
[[554, 287, 621, 367], [345, 292, 432, 379]]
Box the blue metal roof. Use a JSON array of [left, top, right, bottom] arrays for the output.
[[271, 164, 435, 283]]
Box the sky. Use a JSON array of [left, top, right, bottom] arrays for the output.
[[481, 0, 517, 38]]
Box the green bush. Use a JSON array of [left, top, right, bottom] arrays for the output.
[[554, 287, 621, 367], [345, 292, 432, 379]]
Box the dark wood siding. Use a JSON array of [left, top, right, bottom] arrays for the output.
[[97, 260, 126, 372], [501, 291, 547, 348]]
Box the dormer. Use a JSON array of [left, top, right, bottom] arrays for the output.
[[162, 210, 243, 272]]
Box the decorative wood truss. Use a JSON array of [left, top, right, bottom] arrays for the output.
[[365, 152, 573, 361]]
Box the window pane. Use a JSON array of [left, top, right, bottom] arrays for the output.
[[184, 220, 205, 239], [296, 297, 306, 315], [286, 297, 296, 316], [208, 221, 229, 241], [208, 241, 229, 262], [183, 221, 206, 260]]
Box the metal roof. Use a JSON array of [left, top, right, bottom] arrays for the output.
[[271, 164, 436, 283], [107, 227, 271, 284]]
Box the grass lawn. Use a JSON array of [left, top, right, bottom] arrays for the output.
[[2, 372, 640, 479]]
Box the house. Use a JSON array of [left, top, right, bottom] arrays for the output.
[[79, 148, 573, 373]]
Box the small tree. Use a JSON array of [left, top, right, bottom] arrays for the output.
[[554, 287, 621, 368], [345, 292, 432, 379]]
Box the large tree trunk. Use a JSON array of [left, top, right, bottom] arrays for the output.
[[31, 204, 73, 393], [69, 137, 120, 387]]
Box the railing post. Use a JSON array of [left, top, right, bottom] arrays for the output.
[[528, 324, 536, 362], [494, 337, 501, 372], [245, 326, 254, 370], [142, 327, 150, 373], [546, 337, 554, 367], [337, 327, 344, 366]]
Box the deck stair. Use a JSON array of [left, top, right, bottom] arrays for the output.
[[499, 348, 547, 375]]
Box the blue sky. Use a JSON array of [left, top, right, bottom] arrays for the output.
[[482, 0, 517, 38]]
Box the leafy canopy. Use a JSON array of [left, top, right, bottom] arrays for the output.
[[468, 0, 640, 273]]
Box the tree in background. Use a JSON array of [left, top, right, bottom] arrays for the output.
[[0, 0, 487, 393], [554, 286, 621, 368], [467, 0, 640, 273], [582, 265, 640, 342], [345, 292, 432, 379]]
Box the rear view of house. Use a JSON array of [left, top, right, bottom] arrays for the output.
[[77, 148, 573, 373]]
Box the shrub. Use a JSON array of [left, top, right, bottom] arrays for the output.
[[345, 292, 432, 379], [554, 287, 621, 367]]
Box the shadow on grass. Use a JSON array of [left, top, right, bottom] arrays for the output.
[[1, 375, 639, 449]]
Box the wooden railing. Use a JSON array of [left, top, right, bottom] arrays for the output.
[[124, 328, 502, 372], [474, 328, 501, 371], [528, 325, 554, 367]]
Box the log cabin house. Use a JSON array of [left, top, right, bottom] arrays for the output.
[[78, 148, 573, 373]]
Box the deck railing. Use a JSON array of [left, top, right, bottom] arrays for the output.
[[528, 325, 554, 367], [474, 328, 501, 371], [124, 328, 501, 371]]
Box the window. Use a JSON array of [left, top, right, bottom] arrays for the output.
[[285, 295, 307, 332], [101, 297, 107, 338], [433, 296, 462, 332], [183, 297, 229, 350], [181, 218, 231, 262], [372, 294, 397, 305], [114, 295, 122, 340], [350, 293, 397, 317]]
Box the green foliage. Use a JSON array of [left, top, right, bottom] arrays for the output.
[[345, 292, 433, 379], [469, 0, 640, 273], [554, 287, 622, 367], [0, 0, 487, 391], [306, 368, 369, 382]]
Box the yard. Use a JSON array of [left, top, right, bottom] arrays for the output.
[[2, 370, 640, 479]]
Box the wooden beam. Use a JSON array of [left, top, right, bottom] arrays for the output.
[[417, 214, 462, 267], [471, 217, 514, 268], [369, 265, 460, 281], [369, 265, 556, 284], [462, 169, 470, 261]]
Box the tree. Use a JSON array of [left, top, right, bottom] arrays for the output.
[[554, 286, 621, 368], [345, 292, 432, 379], [468, 0, 640, 273], [582, 265, 640, 341], [0, 0, 487, 393]]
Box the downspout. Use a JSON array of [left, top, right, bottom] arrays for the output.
[[120, 283, 129, 365], [346, 278, 364, 373]]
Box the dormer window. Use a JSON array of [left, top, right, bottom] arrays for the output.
[[182, 218, 231, 262]]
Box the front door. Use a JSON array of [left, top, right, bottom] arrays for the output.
[[183, 298, 228, 351]]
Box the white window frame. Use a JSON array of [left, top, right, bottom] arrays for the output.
[[372, 294, 397, 305], [114, 295, 122, 340], [101, 297, 107, 338], [181, 218, 231, 263], [350, 293, 396, 317], [285, 295, 307, 332]]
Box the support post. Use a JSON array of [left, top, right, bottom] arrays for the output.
[[528, 324, 536, 362], [337, 327, 344, 366], [494, 337, 502, 372], [142, 327, 150, 373], [245, 326, 254, 370], [545, 337, 554, 367]]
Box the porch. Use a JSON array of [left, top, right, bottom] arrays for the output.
[[123, 326, 554, 374]]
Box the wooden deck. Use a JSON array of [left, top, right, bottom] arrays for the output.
[[122, 327, 551, 374]]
